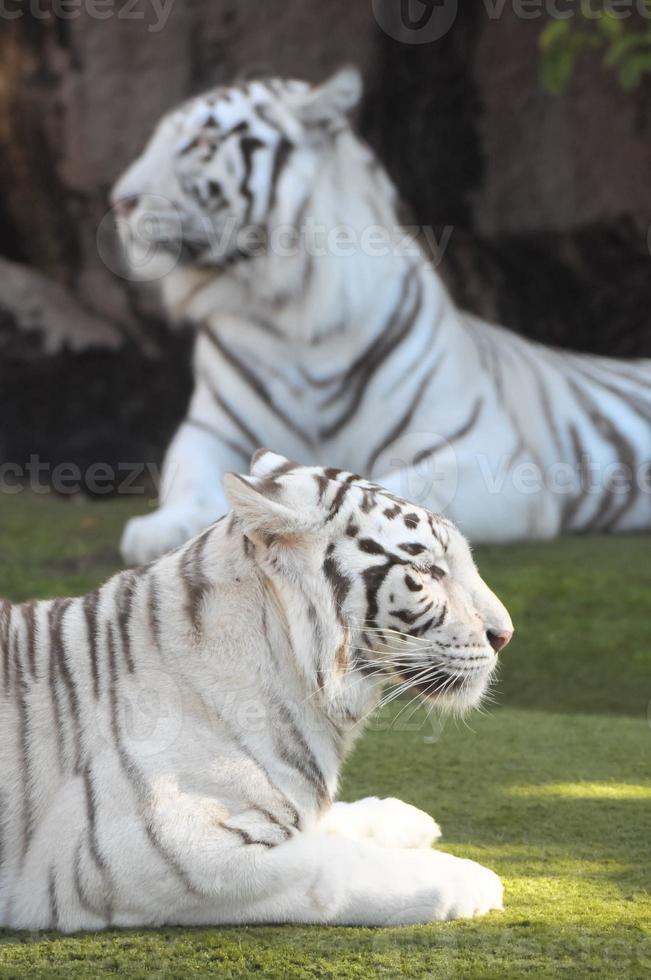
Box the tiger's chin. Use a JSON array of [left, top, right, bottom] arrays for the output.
[[398, 663, 496, 715]]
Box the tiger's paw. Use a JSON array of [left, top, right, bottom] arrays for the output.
[[432, 855, 504, 920], [322, 797, 442, 849], [121, 507, 218, 565]]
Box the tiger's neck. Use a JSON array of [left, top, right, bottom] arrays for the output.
[[171, 521, 377, 721], [164, 523, 377, 802]]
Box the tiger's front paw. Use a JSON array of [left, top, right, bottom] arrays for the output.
[[433, 855, 504, 920], [384, 850, 503, 923], [121, 507, 218, 565], [322, 797, 441, 849], [360, 798, 442, 849]]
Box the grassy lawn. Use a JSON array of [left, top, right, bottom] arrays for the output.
[[0, 494, 649, 979]]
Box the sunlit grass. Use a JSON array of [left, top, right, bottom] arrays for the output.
[[508, 781, 651, 801]]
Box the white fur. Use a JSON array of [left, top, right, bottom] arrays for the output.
[[0, 456, 510, 931], [319, 798, 442, 849], [113, 70, 651, 565]]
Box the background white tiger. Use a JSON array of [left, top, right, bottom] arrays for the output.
[[0, 452, 513, 931], [112, 68, 651, 565]]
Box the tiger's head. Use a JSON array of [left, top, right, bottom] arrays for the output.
[[224, 451, 513, 719], [111, 68, 366, 281]]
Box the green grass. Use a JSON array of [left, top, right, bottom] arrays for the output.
[[0, 494, 649, 979]]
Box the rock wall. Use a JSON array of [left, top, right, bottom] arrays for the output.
[[0, 1, 649, 481]]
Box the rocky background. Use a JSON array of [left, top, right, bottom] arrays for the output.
[[1, 0, 650, 487]]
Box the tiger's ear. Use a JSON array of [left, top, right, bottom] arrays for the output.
[[296, 67, 363, 127], [223, 472, 315, 542], [249, 448, 295, 479]]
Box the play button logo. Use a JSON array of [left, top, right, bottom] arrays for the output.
[[373, 0, 458, 43]]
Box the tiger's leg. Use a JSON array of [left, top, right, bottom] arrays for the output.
[[120, 420, 239, 565], [91, 790, 499, 928], [174, 832, 502, 927], [126, 792, 501, 927], [316, 798, 441, 849]]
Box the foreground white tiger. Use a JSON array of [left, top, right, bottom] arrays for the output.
[[112, 68, 651, 565], [0, 452, 513, 931]]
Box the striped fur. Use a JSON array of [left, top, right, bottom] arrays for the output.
[[0, 453, 510, 930], [113, 69, 651, 563]]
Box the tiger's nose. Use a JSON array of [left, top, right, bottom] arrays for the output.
[[487, 629, 513, 654], [112, 195, 140, 219]]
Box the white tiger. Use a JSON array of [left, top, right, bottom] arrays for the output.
[[0, 452, 513, 931], [111, 68, 651, 565]]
